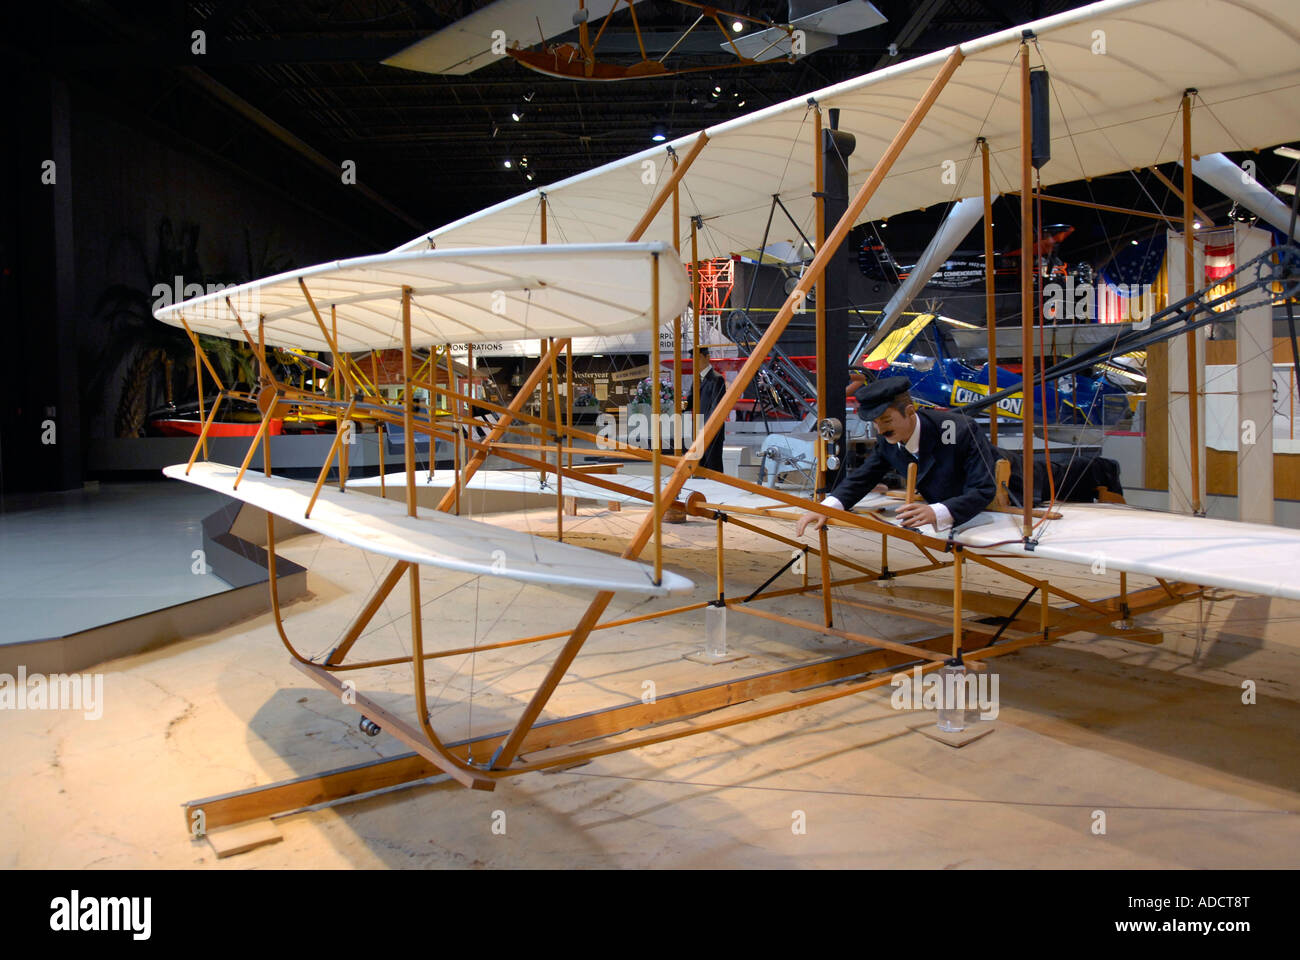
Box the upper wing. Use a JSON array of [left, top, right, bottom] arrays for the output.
[[153, 243, 689, 352], [393, 0, 1300, 259]]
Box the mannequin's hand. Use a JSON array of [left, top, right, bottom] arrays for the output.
[[795, 511, 828, 538], [895, 503, 937, 529]]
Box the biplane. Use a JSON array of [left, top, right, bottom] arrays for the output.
[[383, 0, 888, 82], [159, 0, 1300, 831]]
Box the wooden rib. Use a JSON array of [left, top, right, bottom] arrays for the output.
[[714, 512, 879, 578], [627, 134, 709, 242], [232, 399, 276, 489], [733, 604, 948, 662], [184, 392, 225, 473], [489, 582, 608, 770], [819, 525, 833, 626], [305, 396, 357, 517], [963, 550, 1111, 616], [1147, 165, 1213, 227], [325, 560, 410, 665], [299, 279, 354, 396]]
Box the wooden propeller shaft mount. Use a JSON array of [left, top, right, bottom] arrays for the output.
[[256, 384, 289, 419]]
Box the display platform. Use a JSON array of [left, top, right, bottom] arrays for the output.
[[0, 481, 305, 673]]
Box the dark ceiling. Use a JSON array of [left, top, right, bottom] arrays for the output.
[[13, 0, 1300, 256]]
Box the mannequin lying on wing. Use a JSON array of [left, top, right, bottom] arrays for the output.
[[796, 376, 998, 535], [794, 376, 1124, 536]]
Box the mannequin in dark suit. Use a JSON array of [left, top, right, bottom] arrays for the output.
[[681, 349, 727, 473], [796, 377, 1004, 534]]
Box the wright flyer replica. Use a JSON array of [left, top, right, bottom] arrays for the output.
[[157, 0, 1300, 829]]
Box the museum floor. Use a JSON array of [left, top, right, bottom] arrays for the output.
[[3, 504, 1298, 869]]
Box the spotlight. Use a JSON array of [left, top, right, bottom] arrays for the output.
[[491, 123, 500, 138], [519, 156, 529, 168], [1131, 239, 1139, 245], [651, 124, 667, 142], [523, 89, 536, 102], [737, 99, 746, 107], [1193, 220, 1202, 229], [732, 20, 743, 32], [525, 172, 534, 181], [503, 159, 512, 169], [511, 109, 524, 121]]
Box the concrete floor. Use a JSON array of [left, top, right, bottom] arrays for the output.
[[3, 503, 1298, 869]]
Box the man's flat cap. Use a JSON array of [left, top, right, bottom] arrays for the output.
[[854, 375, 912, 420]]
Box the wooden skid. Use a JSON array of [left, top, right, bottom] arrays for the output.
[[183, 632, 963, 827], [290, 659, 494, 791]]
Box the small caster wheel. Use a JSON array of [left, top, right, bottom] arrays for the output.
[[359, 716, 381, 737]]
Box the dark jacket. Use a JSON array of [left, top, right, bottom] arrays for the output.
[[683, 366, 726, 416], [827, 408, 1000, 528], [684, 367, 727, 470]]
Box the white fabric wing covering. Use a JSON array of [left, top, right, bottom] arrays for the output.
[[164, 463, 694, 596], [394, 0, 1300, 260], [954, 503, 1300, 602], [153, 243, 690, 352]]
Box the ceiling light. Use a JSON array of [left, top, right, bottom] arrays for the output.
[[523, 89, 536, 102], [503, 159, 512, 169], [1131, 239, 1139, 245], [732, 20, 743, 32], [519, 156, 529, 168], [651, 124, 667, 142], [1193, 220, 1202, 229], [1279, 183, 1297, 196], [1273, 146, 1300, 160], [511, 109, 524, 122], [737, 99, 746, 107], [525, 172, 534, 181]]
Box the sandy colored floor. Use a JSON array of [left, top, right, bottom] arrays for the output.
[[3, 502, 1299, 869]]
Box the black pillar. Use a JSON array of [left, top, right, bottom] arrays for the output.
[[822, 119, 855, 485], [2, 71, 82, 493]]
